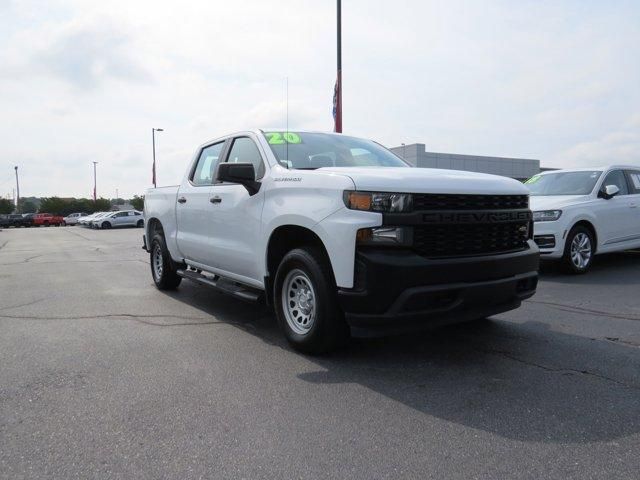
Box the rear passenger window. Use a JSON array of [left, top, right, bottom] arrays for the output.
[[602, 170, 629, 195], [226, 137, 265, 179], [192, 142, 225, 186], [627, 170, 640, 194]]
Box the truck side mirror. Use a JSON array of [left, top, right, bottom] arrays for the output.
[[216, 162, 260, 195], [598, 184, 620, 200]]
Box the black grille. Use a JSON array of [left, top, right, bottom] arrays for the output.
[[413, 222, 529, 258], [413, 194, 528, 211]]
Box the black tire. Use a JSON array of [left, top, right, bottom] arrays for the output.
[[101, 221, 111, 229], [137, 220, 144, 228], [44, 222, 50, 227], [562, 225, 595, 274], [273, 246, 349, 354], [150, 233, 182, 290]]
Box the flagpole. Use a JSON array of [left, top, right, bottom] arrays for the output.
[[335, 0, 343, 133]]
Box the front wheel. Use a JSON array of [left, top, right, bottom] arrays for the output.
[[150, 234, 182, 290], [101, 221, 111, 229], [562, 225, 594, 274], [273, 247, 349, 354], [137, 220, 144, 228]]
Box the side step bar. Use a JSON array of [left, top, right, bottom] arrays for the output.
[[176, 268, 263, 303]]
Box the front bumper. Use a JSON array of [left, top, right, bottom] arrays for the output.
[[532, 222, 567, 258], [338, 241, 539, 336]]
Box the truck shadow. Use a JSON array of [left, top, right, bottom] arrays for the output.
[[162, 284, 640, 445]]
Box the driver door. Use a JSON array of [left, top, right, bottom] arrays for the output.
[[595, 169, 631, 246], [208, 135, 266, 284]]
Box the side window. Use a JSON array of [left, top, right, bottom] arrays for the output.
[[225, 137, 265, 179], [602, 170, 629, 196], [191, 142, 225, 186], [626, 170, 640, 194]]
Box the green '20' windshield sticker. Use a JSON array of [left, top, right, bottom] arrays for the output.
[[265, 132, 302, 145], [525, 175, 541, 184]]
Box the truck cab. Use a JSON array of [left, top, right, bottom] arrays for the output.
[[144, 129, 539, 353]]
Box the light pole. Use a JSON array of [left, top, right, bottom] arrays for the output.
[[14, 166, 20, 213], [334, 0, 343, 133], [93, 161, 98, 202], [152, 128, 164, 188]]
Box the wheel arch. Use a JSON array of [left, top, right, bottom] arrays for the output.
[[569, 219, 598, 253], [265, 225, 334, 304]]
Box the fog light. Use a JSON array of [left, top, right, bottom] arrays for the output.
[[534, 235, 556, 249], [356, 227, 412, 246]]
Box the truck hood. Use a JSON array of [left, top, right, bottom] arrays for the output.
[[530, 195, 591, 210], [316, 167, 529, 195]]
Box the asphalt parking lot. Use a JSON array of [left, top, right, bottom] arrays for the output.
[[1, 227, 639, 479]]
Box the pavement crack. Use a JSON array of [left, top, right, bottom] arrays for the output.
[[480, 347, 640, 391], [0, 297, 50, 312], [527, 299, 640, 322], [0, 312, 255, 328]]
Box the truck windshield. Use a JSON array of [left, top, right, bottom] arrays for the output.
[[526, 171, 602, 196], [262, 131, 408, 169]]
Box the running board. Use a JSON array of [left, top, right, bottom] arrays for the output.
[[176, 268, 262, 303]]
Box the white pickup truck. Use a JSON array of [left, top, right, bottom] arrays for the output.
[[144, 129, 539, 353]]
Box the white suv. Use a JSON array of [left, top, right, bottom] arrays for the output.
[[527, 165, 640, 273]]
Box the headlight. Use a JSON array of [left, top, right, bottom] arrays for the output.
[[532, 210, 562, 222], [344, 191, 413, 213]]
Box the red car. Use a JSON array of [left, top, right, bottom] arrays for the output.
[[32, 213, 65, 227]]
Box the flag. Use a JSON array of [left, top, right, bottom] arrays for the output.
[[333, 71, 342, 133]]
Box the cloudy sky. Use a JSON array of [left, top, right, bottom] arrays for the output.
[[0, 0, 639, 199]]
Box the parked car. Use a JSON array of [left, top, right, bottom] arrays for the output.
[[21, 213, 35, 227], [0, 215, 10, 228], [144, 129, 538, 353], [527, 165, 640, 273], [62, 212, 87, 226], [32, 213, 65, 227], [94, 210, 144, 229], [87, 212, 112, 228], [78, 212, 105, 226], [6, 213, 27, 228]]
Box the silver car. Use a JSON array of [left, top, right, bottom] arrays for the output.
[[95, 210, 144, 229]]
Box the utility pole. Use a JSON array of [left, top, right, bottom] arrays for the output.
[[14, 166, 20, 213], [334, 0, 343, 133], [93, 162, 98, 202], [152, 128, 164, 188]]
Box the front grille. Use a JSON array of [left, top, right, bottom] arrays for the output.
[[413, 194, 528, 211], [413, 222, 529, 258]]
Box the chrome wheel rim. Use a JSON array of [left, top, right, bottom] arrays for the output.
[[281, 269, 316, 335], [152, 244, 164, 279], [570, 232, 592, 269]]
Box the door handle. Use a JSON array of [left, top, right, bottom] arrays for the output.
[[210, 196, 222, 204], [177, 196, 187, 204]]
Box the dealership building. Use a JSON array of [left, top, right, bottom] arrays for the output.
[[390, 143, 540, 181]]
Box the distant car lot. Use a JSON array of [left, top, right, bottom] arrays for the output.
[[0, 227, 639, 479], [0, 210, 144, 230]]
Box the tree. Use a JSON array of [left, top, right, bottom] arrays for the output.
[[130, 195, 145, 211], [19, 200, 37, 213], [39, 197, 68, 215], [0, 198, 13, 214], [94, 198, 112, 212]]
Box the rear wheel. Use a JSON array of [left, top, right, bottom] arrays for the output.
[[273, 247, 349, 354], [562, 225, 594, 274], [137, 220, 144, 228], [44, 221, 50, 227], [150, 234, 182, 290]]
